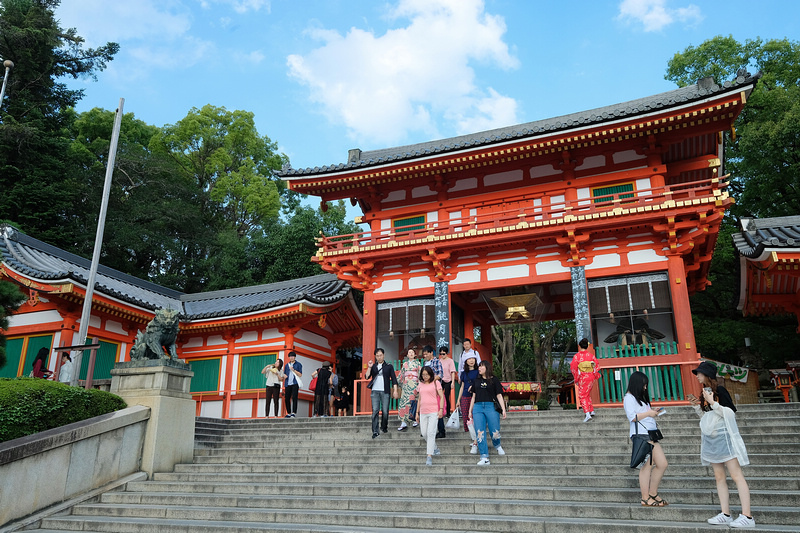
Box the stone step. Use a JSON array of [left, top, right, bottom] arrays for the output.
[[144, 471, 800, 492], [194, 431, 800, 447], [190, 451, 800, 466], [190, 442, 800, 457], [172, 461, 800, 478], [110, 482, 800, 507], [39, 507, 800, 532]]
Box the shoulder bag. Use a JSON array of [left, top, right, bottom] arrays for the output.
[[630, 419, 657, 468]]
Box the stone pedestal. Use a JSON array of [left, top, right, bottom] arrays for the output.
[[110, 360, 194, 476]]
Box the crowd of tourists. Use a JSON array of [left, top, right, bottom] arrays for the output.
[[366, 340, 507, 467]]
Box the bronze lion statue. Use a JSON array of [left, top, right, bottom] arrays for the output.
[[130, 308, 180, 361]]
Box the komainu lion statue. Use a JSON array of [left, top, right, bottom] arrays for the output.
[[130, 308, 180, 361]]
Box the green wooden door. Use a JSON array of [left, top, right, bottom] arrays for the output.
[[0, 337, 24, 378]]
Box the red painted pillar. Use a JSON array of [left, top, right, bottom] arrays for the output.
[[362, 290, 377, 369], [666, 254, 700, 397], [221, 331, 241, 419]]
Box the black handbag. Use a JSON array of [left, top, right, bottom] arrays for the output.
[[630, 420, 654, 468], [493, 396, 504, 414], [648, 428, 664, 443]]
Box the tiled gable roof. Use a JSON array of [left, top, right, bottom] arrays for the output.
[[732, 216, 800, 259], [0, 226, 350, 319], [280, 72, 760, 178]]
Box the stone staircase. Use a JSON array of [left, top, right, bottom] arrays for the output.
[[26, 403, 800, 532]]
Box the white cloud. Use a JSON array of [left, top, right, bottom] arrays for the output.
[[617, 0, 703, 32], [56, 1, 193, 48], [286, 0, 520, 146], [200, 0, 271, 15]]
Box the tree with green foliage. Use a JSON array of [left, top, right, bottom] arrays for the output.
[[666, 36, 800, 368], [492, 320, 575, 383], [0, 0, 118, 248], [0, 279, 25, 370], [250, 201, 363, 285], [151, 104, 287, 239], [666, 35, 800, 219]]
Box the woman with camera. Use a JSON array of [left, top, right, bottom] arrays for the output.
[[688, 362, 753, 528]]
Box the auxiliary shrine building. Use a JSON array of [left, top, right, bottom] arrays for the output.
[[282, 73, 760, 406], [0, 226, 362, 418]]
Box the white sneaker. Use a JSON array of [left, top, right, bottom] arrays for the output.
[[582, 413, 592, 423], [469, 444, 478, 454], [730, 515, 755, 529], [495, 445, 506, 456], [707, 512, 733, 525], [397, 423, 407, 431], [477, 457, 490, 466], [425, 456, 432, 466], [433, 448, 441, 455], [412, 421, 418, 427]]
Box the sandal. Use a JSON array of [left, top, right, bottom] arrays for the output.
[[648, 494, 668, 506]]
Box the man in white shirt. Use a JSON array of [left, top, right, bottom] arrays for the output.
[[457, 338, 481, 372]]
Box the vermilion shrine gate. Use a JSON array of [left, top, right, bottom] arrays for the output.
[[282, 73, 760, 408]]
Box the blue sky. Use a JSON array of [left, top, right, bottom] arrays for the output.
[[56, 0, 797, 184]]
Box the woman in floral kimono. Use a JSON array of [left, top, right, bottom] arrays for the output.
[[570, 338, 599, 422], [397, 348, 422, 431]]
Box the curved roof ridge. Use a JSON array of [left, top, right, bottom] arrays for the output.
[[280, 71, 761, 178]]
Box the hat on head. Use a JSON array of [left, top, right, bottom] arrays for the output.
[[692, 361, 717, 380], [322, 361, 331, 368]]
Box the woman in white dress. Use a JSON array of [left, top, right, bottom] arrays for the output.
[[688, 362, 754, 529]]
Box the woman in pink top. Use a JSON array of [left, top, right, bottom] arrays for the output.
[[415, 366, 444, 466]]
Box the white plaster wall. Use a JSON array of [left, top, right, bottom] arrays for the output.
[[636, 178, 652, 194], [536, 261, 569, 275], [451, 270, 481, 285], [239, 331, 258, 343], [261, 328, 279, 340], [8, 309, 62, 328], [575, 155, 605, 171], [427, 211, 438, 223], [230, 354, 240, 391], [613, 150, 645, 164], [484, 169, 523, 187], [411, 186, 436, 198], [183, 337, 203, 348], [381, 218, 391, 230], [628, 249, 667, 264], [375, 279, 404, 294], [530, 164, 560, 178], [384, 190, 406, 202], [230, 399, 253, 418], [409, 276, 434, 290], [449, 177, 478, 192], [296, 329, 326, 348], [218, 359, 227, 393], [586, 254, 622, 270], [488, 264, 529, 281], [105, 320, 128, 336], [199, 400, 223, 418], [207, 335, 226, 346]]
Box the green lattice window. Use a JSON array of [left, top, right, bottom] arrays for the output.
[[189, 358, 221, 393], [393, 215, 426, 233], [592, 183, 634, 204], [0, 337, 24, 378], [77, 340, 119, 380], [10, 335, 54, 377], [239, 353, 276, 390]]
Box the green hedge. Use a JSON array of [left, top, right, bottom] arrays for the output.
[[0, 378, 127, 443]]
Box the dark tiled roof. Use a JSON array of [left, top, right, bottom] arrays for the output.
[[280, 72, 760, 178], [0, 226, 351, 319], [180, 274, 351, 319], [732, 216, 800, 259]]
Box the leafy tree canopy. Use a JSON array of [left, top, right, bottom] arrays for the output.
[[151, 104, 287, 239], [666, 35, 800, 218], [0, 0, 118, 248], [668, 36, 800, 368]]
